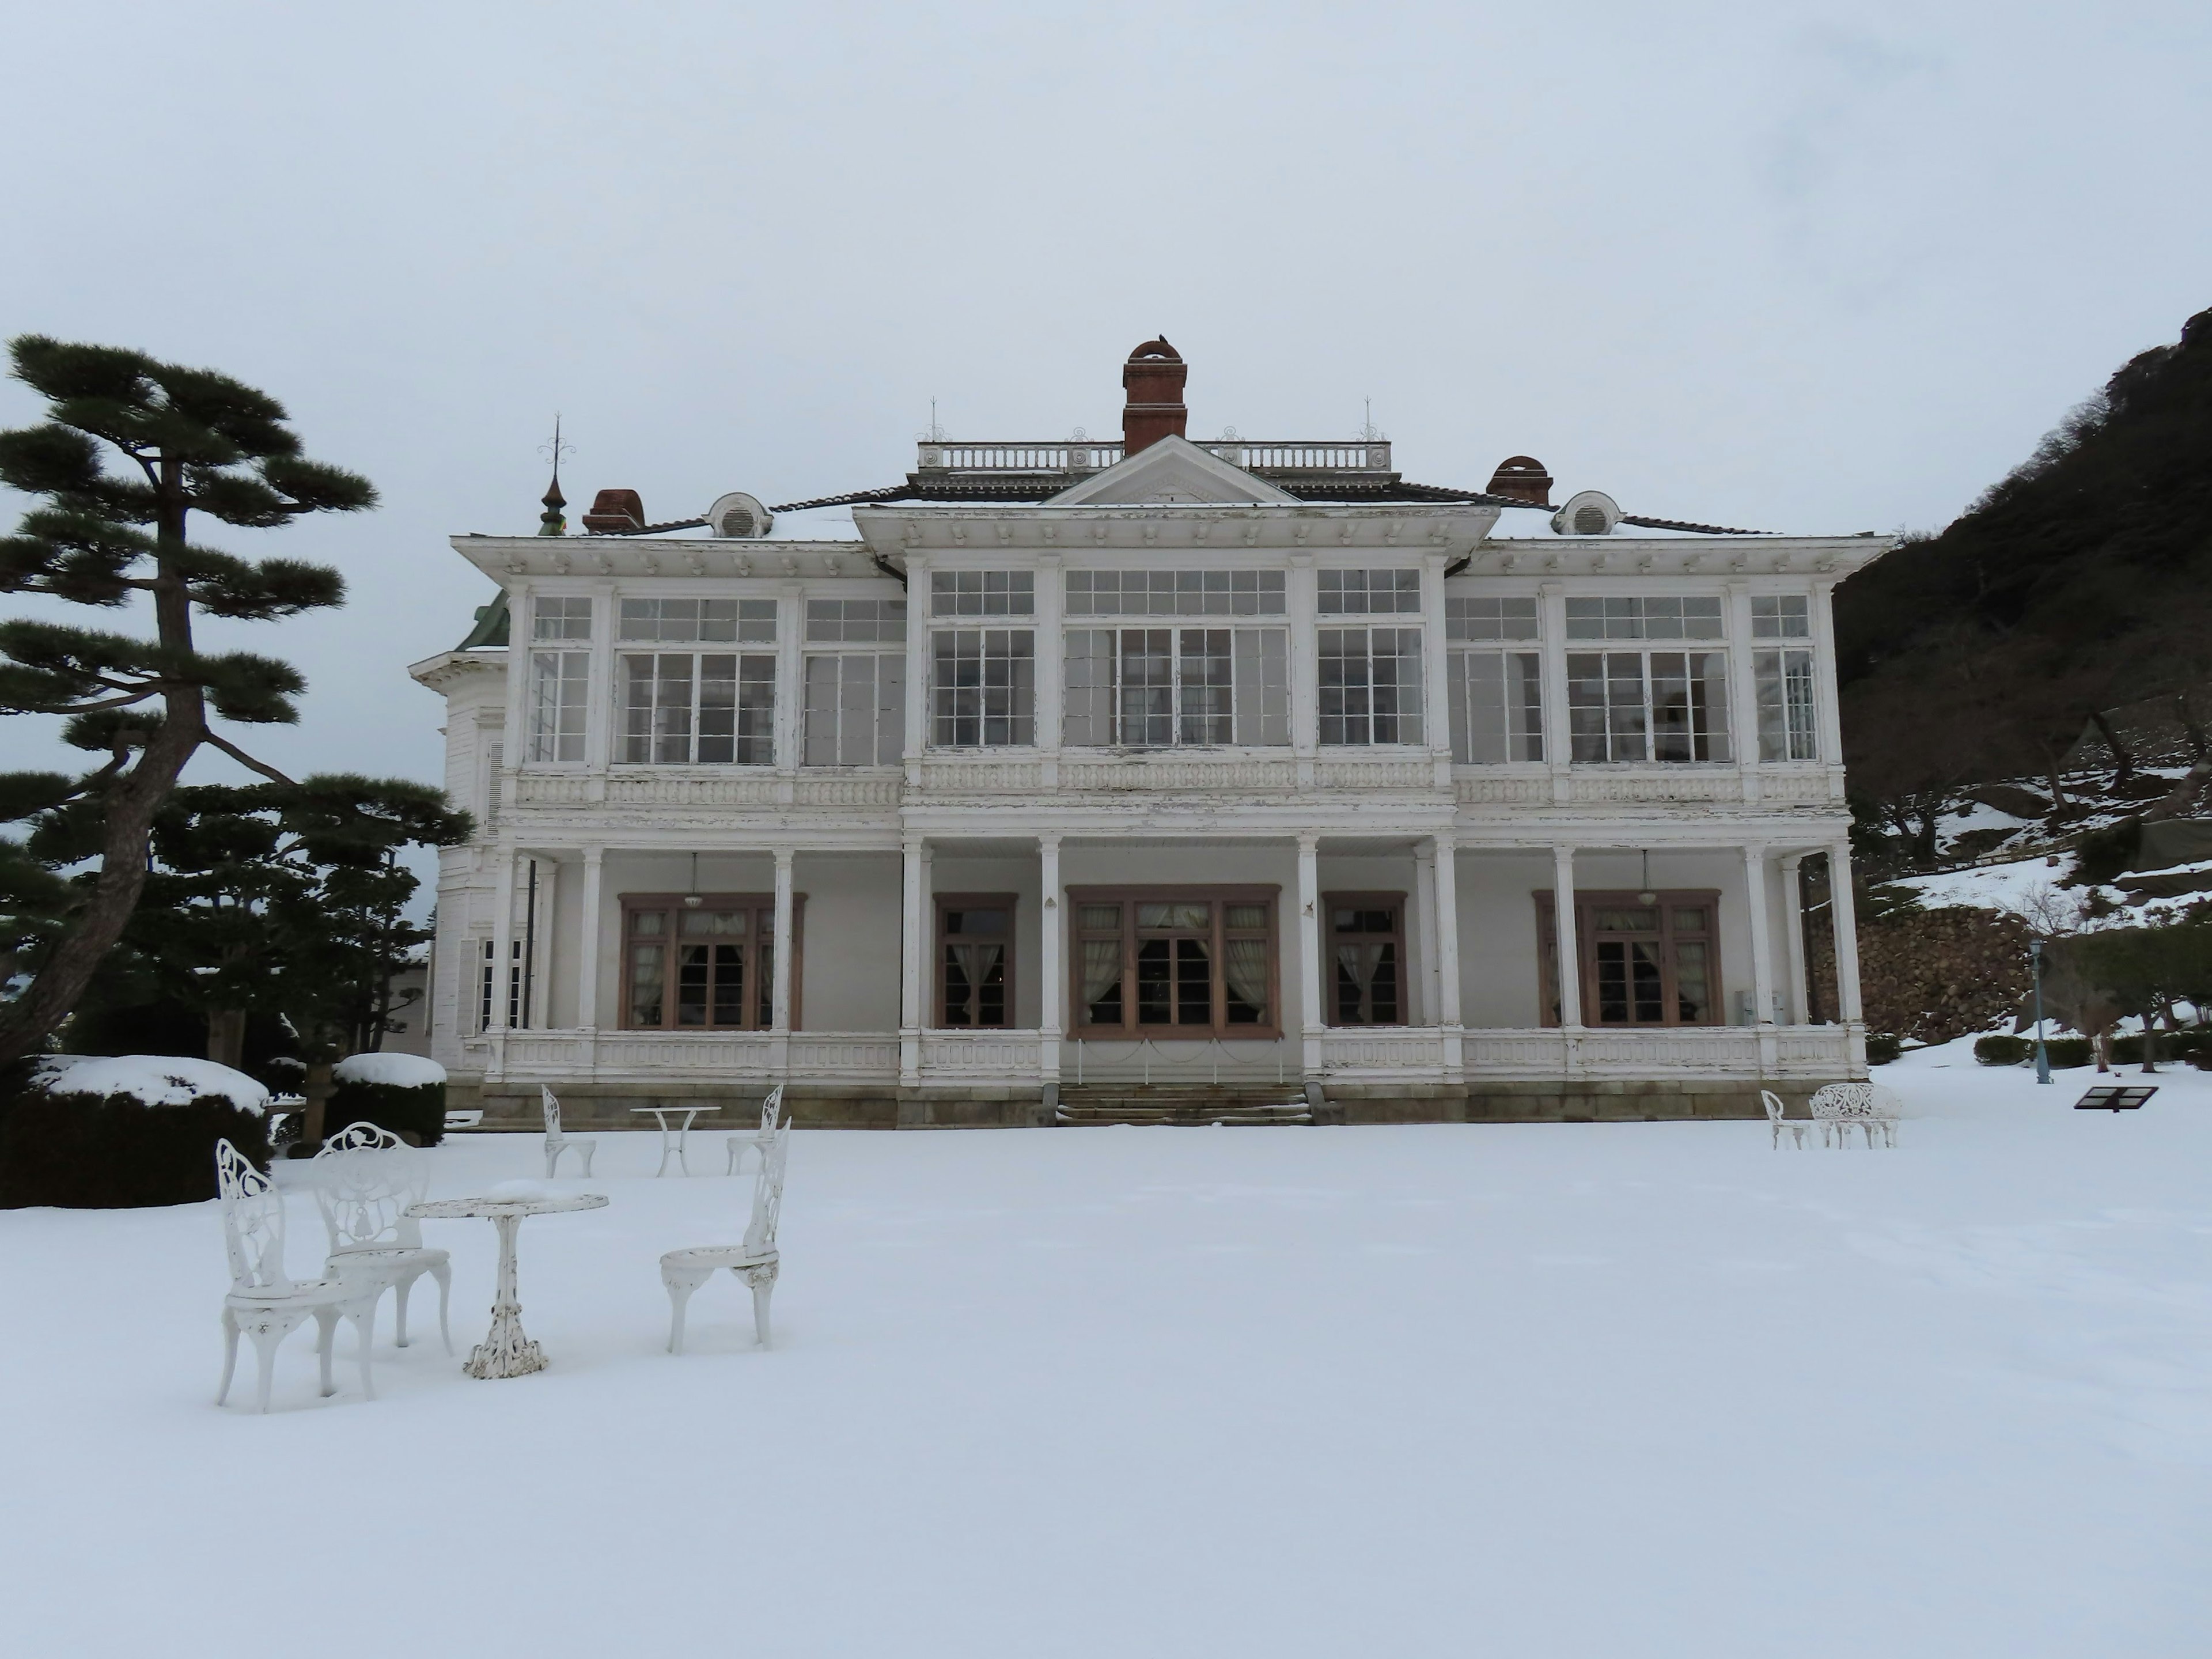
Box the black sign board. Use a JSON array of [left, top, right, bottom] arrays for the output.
[[2074, 1086, 2157, 1112]]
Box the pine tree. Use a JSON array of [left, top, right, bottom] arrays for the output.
[[0, 336, 373, 1062]]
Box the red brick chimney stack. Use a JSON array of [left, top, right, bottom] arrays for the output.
[[1122, 338, 1188, 454]]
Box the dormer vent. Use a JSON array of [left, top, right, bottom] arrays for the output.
[[706, 491, 774, 539], [1551, 490, 1622, 537]]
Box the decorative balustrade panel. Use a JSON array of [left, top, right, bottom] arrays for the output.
[[1769, 1027, 1853, 1070], [606, 773, 782, 807], [1062, 757, 1300, 793], [512, 774, 600, 806], [919, 1032, 1044, 1075], [915, 440, 1388, 474], [1461, 1031, 1573, 1074], [1567, 771, 1748, 804], [1758, 771, 1841, 804], [1570, 1028, 1764, 1072], [915, 759, 1044, 793], [789, 1036, 903, 1073], [1319, 1028, 1447, 1073], [1312, 757, 1437, 791], [793, 775, 902, 808], [1456, 773, 1550, 805]]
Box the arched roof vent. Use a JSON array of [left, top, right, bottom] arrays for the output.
[[706, 491, 774, 539], [1485, 455, 1554, 505], [1551, 490, 1622, 537]]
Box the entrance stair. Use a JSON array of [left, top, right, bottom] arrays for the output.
[[1052, 1084, 1313, 1127]]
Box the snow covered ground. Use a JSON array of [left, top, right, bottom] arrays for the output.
[[3, 1045, 2209, 1657]]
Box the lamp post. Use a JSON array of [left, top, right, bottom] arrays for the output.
[[2030, 938, 2052, 1085]]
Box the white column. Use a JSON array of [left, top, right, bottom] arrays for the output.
[[488, 847, 517, 1032], [902, 554, 930, 786], [1297, 832, 1324, 1074], [899, 836, 928, 1084], [775, 590, 804, 774], [1433, 832, 1464, 1081], [1539, 582, 1571, 804], [1828, 842, 1863, 1023], [771, 847, 795, 1033], [1035, 554, 1063, 786], [1743, 845, 1776, 1026], [1551, 844, 1582, 1028], [1412, 841, 1438, 1027], [1810, 578, 1844, 768], [577, 847, 605, 1028], [584, 582, 616, 771], [1421, 551, 1453, 787], [1289, 554, 1318, 787], [528, 858, 559, 1028], [1039, 834, 1063, 1081], [1779, 852, 1808, 1024], [501, 585, 529, 767]]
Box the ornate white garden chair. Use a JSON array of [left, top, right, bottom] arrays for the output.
[[215, 1139, 380, 1412], [1809, 1081, 1902, 1148], [664, 1115, 791, 1354], [1760, 1089, 1810, 1149], [725, 1084, 786, 1176], [311, 1123, 453, 1352], [541, 1085, 597, 1177]]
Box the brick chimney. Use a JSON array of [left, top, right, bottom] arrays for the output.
[[1122, 338, 1188, 454], [581, 488, 645, 533], [1484, 456, 1554, 506]]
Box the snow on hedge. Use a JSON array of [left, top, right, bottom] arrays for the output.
[[40, 1055, 269, 1114], [333, 1051, 446, 1088]]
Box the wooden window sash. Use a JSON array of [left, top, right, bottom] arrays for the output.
[[1066, 883, 1281, 1040]]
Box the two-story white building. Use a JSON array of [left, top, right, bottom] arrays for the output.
[[410, 340, 1884, 1128]]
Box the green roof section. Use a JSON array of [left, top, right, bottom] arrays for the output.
[[457, 590, 509, 649]]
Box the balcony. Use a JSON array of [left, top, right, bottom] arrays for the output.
[[914, 439, 1394, 475]]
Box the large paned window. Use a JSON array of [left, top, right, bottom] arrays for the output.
[[620, 895, 799, 1031], [618, 598, 777, 643], [1755, 650, 1818, 761], [931, 570, 1034, 618], [527, 598, 592, 763], [1536, 891, 1719, 1028], [1563, 596, 1724, 641], [1318, 627, 1424, 745], [1566, 652, 1731, 763], [1327, 895, 1406, 1025], [937, 895, 1014, 1028], [804, 599, 906, 766], [1067, 569, 1285, 617], [1318, 569, 1421, 614], [1070, 887, 1277, 1037], [1064, 627, 1289, 747], [619, 653, 777, 764], [931, 630, 1034, 747], [1445, 596, 1542, 764]]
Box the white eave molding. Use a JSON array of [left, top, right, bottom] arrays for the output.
[[407, 649, 507, 692], [449, 535, 882, 582]]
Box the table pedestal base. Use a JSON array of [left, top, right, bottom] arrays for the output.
[[465, 1214, 547, 1380]]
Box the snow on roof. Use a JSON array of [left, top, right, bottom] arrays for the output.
[[334, 1052, 446, 1089], [761, 505, 862, 542], [40, 1055, 270, 1113]]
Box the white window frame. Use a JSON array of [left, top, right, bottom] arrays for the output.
[[618, 651, 778, 765], [526, 648, 589, 763], [1754, 648, 1819, 762], [1566, 649, 1732, 764], [804, 597, 908, 768], [1064, 624, 1290, 748], [1446, 650, 1544, 764], [930, 627, 1035, 748], [1317, 626, 1425, 747]]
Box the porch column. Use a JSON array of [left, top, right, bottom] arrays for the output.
[[1828, 843, 1863, 1022], [1035, 554, 1063, 787], [1296, 832, 1324, 1074], [771, 847, 795, 1033], [1551, 845, 1582, 1027], [1779, 852, 1809, 1024], [1743, 846, 1777, 1025], [902, 554, 930, 786], [1039, 834, 1063, 1082], [527, 858, 559, 1028], [487, 847, 517, 1032], [899, 836, 929, 1084], [1433, 832, 1464, 1080], [577, 847, 605, 1028], [1412, 841, 1438, 1026]]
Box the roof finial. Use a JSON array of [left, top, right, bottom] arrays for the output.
[[537, 414, 574, 536]]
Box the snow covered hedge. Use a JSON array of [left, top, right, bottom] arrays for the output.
[[0, 1056, 272, 1209], [325, 1052, 446, 1148]]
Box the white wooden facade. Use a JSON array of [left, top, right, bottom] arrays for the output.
[[410, 427, 1885, 1126]]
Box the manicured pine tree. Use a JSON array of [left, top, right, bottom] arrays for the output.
[[0, 336, 374, 1063]]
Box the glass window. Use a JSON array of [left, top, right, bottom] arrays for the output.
[[1566, 651, 1730, 763], [1445, 596, 1539, 641], [1071, 889, 1275, 1035], [1447, 651, 1543, 764], [1563, 596, 1724, 641], [802, 652, 905, 766], [532, 596, 593, 641], [930, 570, 1035, 617], [1328, 899, 1404, 1025], [1755, 648, 1819, 762], [618, 598, 777, 643], [1065, 570, 1286, 616], [1537, 892, 1717, 1028], [938, 897, 1013, 1028], [526, 650, 589, 763], [806, 599, 907, 642], [1063, 627, 1288, 748], [621, 899, 785, 1031], [619, 652, 777, 764], [931, 629, 1034, 747], [1751, 595, 1811, 638], [1317, 569, 1422, 614], [1318, 627, 1425, 745]]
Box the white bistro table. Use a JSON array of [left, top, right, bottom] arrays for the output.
[[406, 1191, 609, 1378], [631, 1105, 718, 1177]]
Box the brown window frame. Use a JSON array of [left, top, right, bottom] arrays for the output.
[[1067, 884, 1281, 1040], [1322, 891, 1410, 1027], [1534, 889, 1722, 1028], [618, 892, 805, 1032], [934, 892, 1018, 1029]]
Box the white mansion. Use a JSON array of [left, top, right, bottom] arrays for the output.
[[410, 340, 1885, 1127]]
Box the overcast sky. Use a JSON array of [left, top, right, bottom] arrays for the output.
[[2, 0, 2208, 794]]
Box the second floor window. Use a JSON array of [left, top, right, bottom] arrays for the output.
[[1447, 651, 1543, 764], [931, 629, 1034, 747], [527, 648, 589, 762], [804, 600, 907, 766], [1566, 650, 1731, 763], [1318, 627, 1424, 745], [1063, 627, 1290, 748], [1755, 649, 1818, 761], [619, 652, 777, 764]]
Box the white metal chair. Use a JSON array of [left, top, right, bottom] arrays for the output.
[[214, 1139, 380, 1412], [1760, 1089, 1810, 1149], [664, 1115, 791, 1354], [541, 1085, 597, 1177], [725, 1084, 786, 1175], [311, 1123, 453, 1352], [1809, 1081, 1902, 1148]]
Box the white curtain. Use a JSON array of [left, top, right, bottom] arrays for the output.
[[1081, 940, 1122, 1011], [1224, 940, 1269, 1017]]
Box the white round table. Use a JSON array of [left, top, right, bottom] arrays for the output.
[[407, 1193, 609, 1378]]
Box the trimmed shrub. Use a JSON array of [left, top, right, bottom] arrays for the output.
[[1974, 1035, 2032, 1066], [1865, 1033, 1903, 1065], [324, 1052, 447, 1148], [2044, 1037, 2094, 1068], [0, 1056, 271, 1209]]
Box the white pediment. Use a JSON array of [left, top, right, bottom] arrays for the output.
[[1048, 435, 1297, 506]]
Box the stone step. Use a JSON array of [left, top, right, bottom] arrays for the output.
[[1052, 1086, 1313, 1127]]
